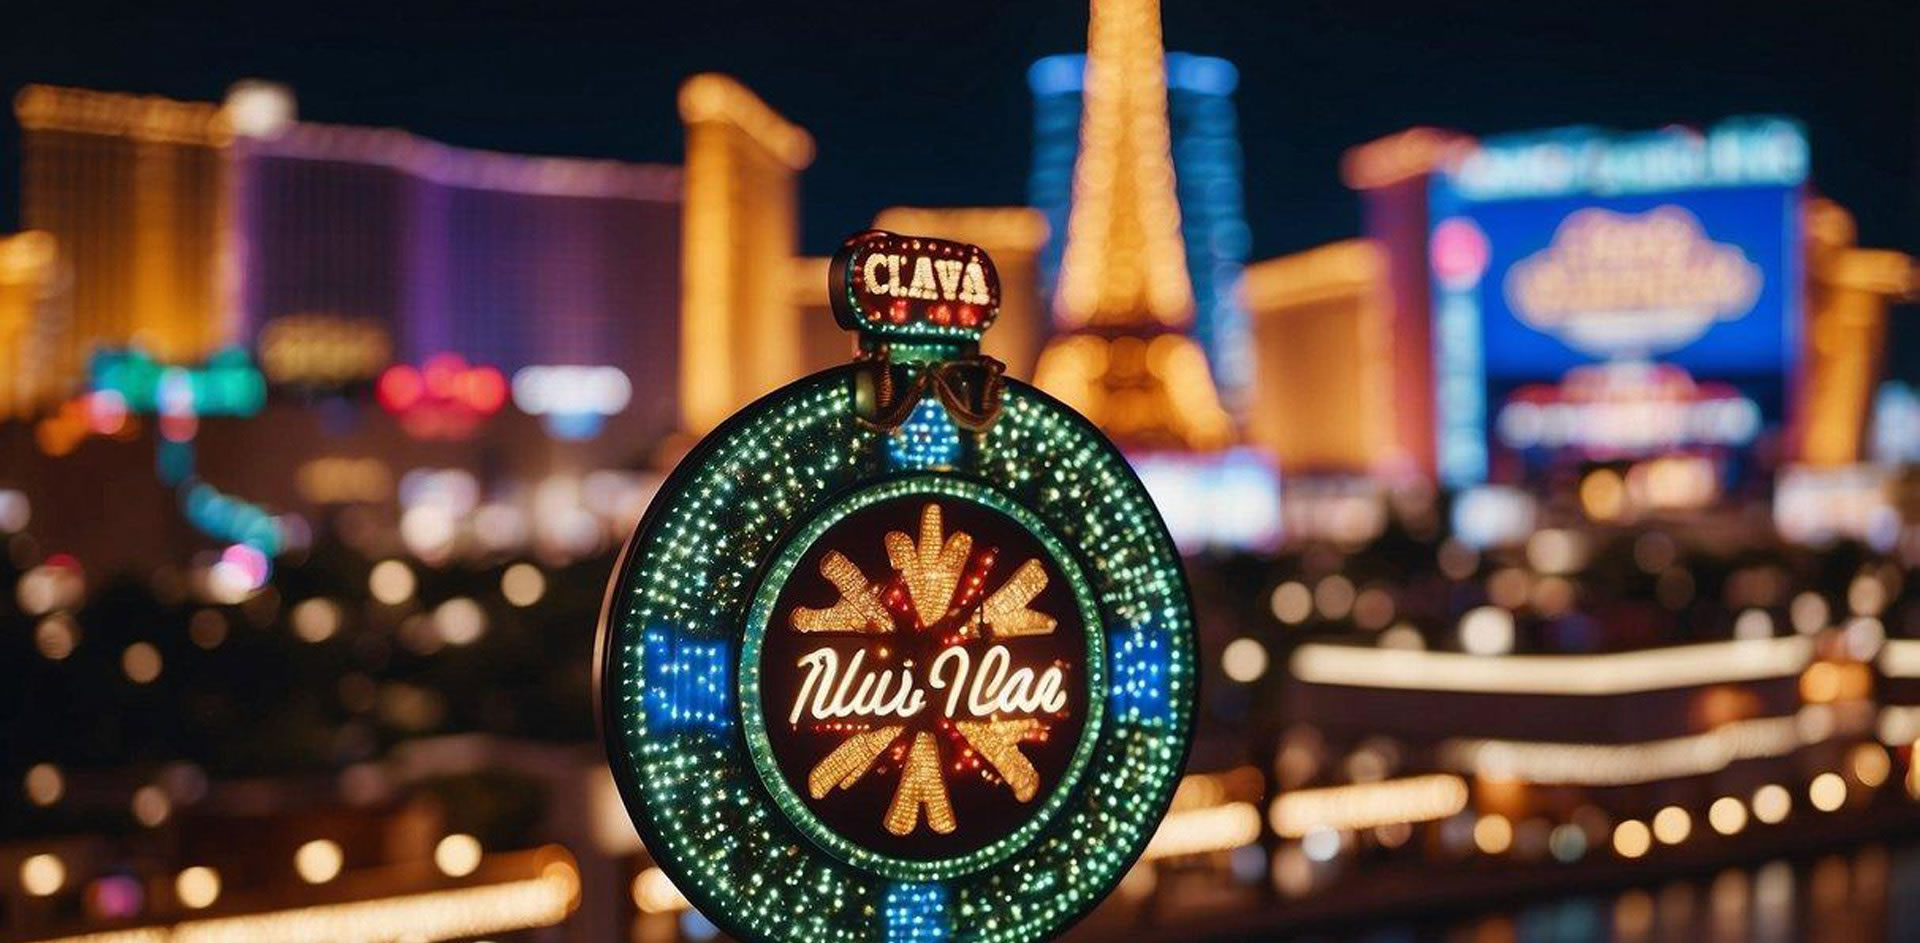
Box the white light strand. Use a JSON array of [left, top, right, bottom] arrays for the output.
[[1291, 637, 1811, 696]]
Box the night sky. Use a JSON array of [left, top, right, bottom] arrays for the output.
[[2, 1, 1914, 260]]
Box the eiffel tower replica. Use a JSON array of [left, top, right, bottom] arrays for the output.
[[1033, 0, 1235, 453]]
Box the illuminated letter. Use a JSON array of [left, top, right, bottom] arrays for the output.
[[969, 645, 1010, 716], [894, 673, 928, 718], [852, 663, 926, 719], [908, 255, 939, 300], [792, 648, 837, 725], [862, 253, 889, 295], [934, 258, 964, 300], [960, 260, 991, 305], [999, 664, 1038, 712], [1033, 665, 1068, 713], [930, 646, 971, 717], [826, 648, 867, 718]]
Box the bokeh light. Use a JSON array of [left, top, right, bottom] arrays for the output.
[[1221, 638, 1268, 683], [368, 560, 416, 605], [500, 563, 546, 607], [1612, 820, 1651, 859], [24, 763, 63, 807], [434, 834, 482, 877], [175, 866, 220, 909], [20, 854, 65, 896], [294, 839, 344, 884], [1809, 772, 1847, 812], [122, 643, 163, 684]]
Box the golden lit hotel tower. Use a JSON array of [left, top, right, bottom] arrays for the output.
[[14, 85, 233, 389], [676, 74, 814, 435], [1801, 198, 1917, 465], [1240, 241, 1398, 474], [1032, 0, 1232, 452], [0, 232, 62, 418]]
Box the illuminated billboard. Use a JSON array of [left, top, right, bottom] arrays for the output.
[[1428, 117, 1808, 488]]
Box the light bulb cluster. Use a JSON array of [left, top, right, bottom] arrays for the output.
[[643, 629, 731, 733], [885, 882, 951, 942], [602, 368, 1193, 943], [888, 398, 964, 469]]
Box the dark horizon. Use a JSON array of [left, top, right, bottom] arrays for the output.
[[2, 0, 1915, 263]]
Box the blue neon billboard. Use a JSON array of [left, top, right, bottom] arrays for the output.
[[1428, 117, 1808, 488]]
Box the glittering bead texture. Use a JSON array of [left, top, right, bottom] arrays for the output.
[[809, 725, 905, 798], [954, 719, 1043, 801], [886, 504, 972, 626], [793, 552, 892, 633], [979, 559, 1055, 638], [886, 732, 957, 835]]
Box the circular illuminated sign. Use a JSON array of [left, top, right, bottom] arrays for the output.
[[598, 232, 1195, 943]]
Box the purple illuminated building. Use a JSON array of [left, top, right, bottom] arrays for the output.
[[232, 114, 683, 440]]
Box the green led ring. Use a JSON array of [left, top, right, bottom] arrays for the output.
[[598, 365, 1196, 943]]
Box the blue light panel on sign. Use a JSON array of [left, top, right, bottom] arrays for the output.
[[887, 399, 964, 470], [643, 629, 732, 734], [1110, 623, 1172, 725], [884, 883, 951, 942]]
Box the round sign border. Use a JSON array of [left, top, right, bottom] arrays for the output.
[[739, 475, 1109, 881], [596, 366, 1197, 943]]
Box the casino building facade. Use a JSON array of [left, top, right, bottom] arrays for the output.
[[1, 74, 817, 943], [1243, 121, 1916, 501], [1, 77, 813, 575]]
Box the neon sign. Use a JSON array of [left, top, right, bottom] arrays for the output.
[[376, 354, 507, 439], [749, 495, 1095, 860], [1496, 363, 1762, 455], [1506, 206, 1762, 359], [1428, 116, 1805, 488], [256, 314, 393, 386], [509, 365, 631, 439], [1130, 447, 1284, 553], [88, 347, 266, 417], [787, 644, 1068, 725], [599, 232, 1193, 942], [830, 230, 1001, 340], [1445, 115, 1807, 200]]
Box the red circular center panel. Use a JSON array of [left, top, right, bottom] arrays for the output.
[[756, 495, 1092, 862]]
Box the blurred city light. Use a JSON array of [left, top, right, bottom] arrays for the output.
[[293, 840, 343, 885]]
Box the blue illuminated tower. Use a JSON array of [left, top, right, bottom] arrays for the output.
[[1028, 52, 1253, 410]]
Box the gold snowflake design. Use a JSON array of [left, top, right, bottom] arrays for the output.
[[790, 502, 1060, 835]]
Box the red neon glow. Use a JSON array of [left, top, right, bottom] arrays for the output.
[[377, 354, 508, 439], [376, 364, 425, 412]]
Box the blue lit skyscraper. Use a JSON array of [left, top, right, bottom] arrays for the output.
[[1027, 52, 1253, 410]]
